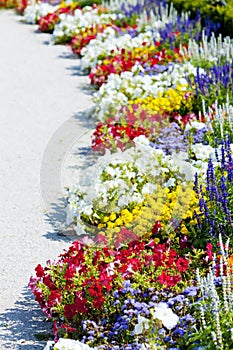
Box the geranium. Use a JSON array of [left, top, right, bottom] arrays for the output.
[[91, 104, 168, 153], [38, 4, 78, 33], [80, 28, 158, 71]]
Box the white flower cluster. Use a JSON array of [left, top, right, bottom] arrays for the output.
[[66, 151, 149, 226], [65, 144, 196, 231], [43, 338, 97, 350], [93, 62, 199, 120], [52, 7, 117, 43], [22, 1, 58, 24]]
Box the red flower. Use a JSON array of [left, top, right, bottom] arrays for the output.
[[152, 220, 162, 235], [47, 290, 62, 307], [75, 293, 88, 314], [93, 296, 105, 309], [64, 293, 88, 320], [157, 271, 181, 288], [176, 257, 189, 273], [35, 264, 44, 278], [43, 275, 56, 290], [88, 284, 102, 297], [206, 242, 213, 261], [64, 303, 77, 320]]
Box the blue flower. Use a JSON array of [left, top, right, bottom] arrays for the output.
[[183, 286, 198, 297]]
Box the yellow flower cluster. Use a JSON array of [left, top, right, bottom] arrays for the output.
[[93, 185, 204, 247], [132, 46, 158, 58], [130, 184, 200, 241], [59, 1, 77, 11], [97, 206, 142, 229], [128, 85, 193, 114]]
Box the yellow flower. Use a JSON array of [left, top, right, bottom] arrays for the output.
[[109, 212, 117, 221], [115, 218, 123, 226], [180, 224, 188, 234], [128, 85, 193, 115], [103, 216, 109, 223]]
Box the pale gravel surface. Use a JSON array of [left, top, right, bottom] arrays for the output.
[[0, 10, 94, 349]]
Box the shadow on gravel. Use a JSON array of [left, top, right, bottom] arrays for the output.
[[58, 52, 78, 60], [0, 287, 52, 350], [66, 64, 87, 76], [40, 108, 96, 243], [41, 110, 96, 243], [73, 109, 96, 129], [33, 29, 51, 46], [44, 198, 76, 242]]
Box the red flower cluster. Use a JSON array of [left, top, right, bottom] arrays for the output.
[[92, 121, 148, 153], [89, 46, 183, 87], [38, 5, 79, 33], [92, 106, 168, 153], [38, 12, 60, 32], [29, 235, 190, 337]]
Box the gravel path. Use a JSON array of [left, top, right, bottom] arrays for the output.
[[0, 10, 93, 349]]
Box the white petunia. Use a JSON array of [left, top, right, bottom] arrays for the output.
[[142, 183, 157, 194], [185, 120, 207, 131], [191, 144, 215, 161], [53, 338, 97, 349], [23, 2, 57, 24], [153, 302, 179, 330], [81, 205, 93, 216], [134, 315, 150, 335], [134, 135, 150, 147]]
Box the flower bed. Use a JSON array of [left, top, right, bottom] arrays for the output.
[[7, 0, 233, 348]]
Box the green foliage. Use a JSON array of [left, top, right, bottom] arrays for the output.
[[73, 0, 102, 7], [34, 332, 53, 341]]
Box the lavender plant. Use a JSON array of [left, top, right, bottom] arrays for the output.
[[190, 135, 233, 246], [188, 61, 233, 114]]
